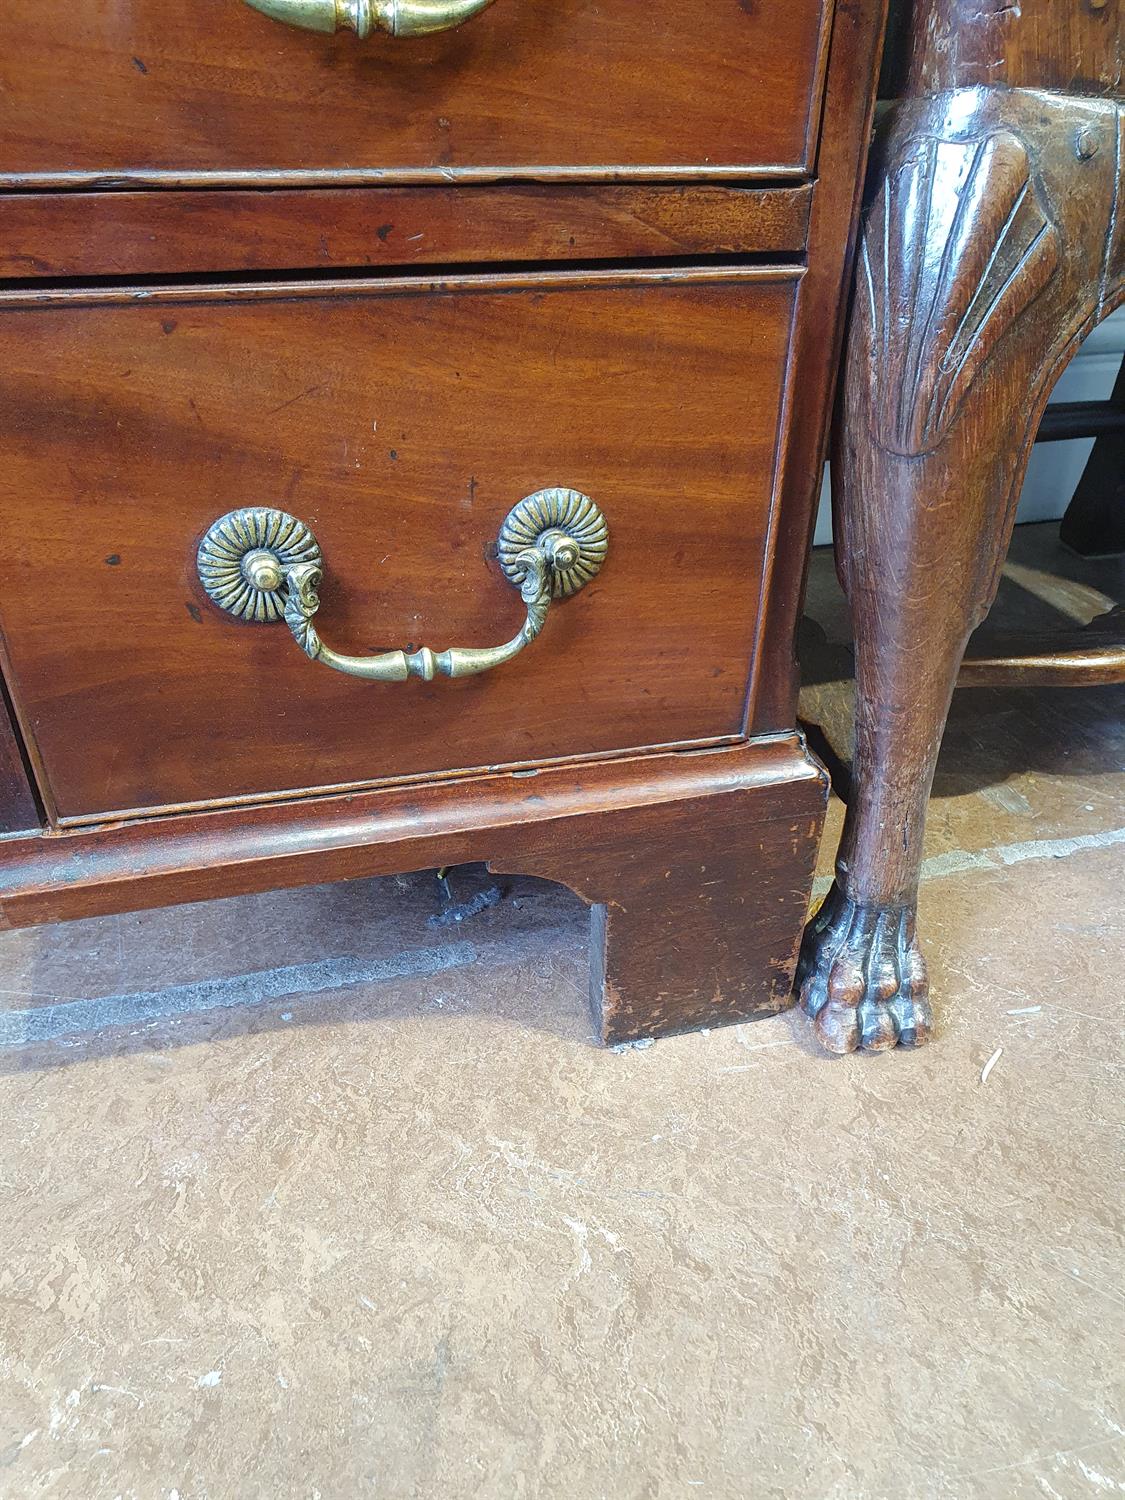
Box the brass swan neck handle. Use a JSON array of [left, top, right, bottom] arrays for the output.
[[283, 541, 556, 682], [241, 0, 495, 38], [197, 491, 608, 684]]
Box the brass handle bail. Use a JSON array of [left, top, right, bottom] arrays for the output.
[[197, 489, 608, 683], [241, 0, 495, 39]]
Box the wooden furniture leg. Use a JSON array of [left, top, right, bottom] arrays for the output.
[[502, 749, 827, 1044], [797, 88, 1124, 1052]]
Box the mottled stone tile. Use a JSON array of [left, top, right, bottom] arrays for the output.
[[2, 843, 1123, 1498]]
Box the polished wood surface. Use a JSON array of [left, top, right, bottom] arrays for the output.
[[748, 0, 889, 733], [0, 0, 830, 184], [0, 269, 798, 820], [0, 0, 890, 1049], [0, 184, 813, 280], [959, 606, 1125, 688], [0, 688, 39, 835], [901, 0, 1121, 95], [0, 739, 827, 1043], [798, 0, 1124, 1052]]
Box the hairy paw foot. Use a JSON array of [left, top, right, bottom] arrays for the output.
[[796, 884, 933, 1053]]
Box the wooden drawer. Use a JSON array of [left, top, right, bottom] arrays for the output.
[[0, 268, 798, 821], [0, 0, 831, 184], [0, 184, 815, 280]]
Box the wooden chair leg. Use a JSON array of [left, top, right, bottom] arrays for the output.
[[797, 88, 1122, 1052]]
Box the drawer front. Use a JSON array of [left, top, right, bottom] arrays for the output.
[[0, 185, 815, 280], [0, 0, 829, 182], [0, 270, 797, 820]]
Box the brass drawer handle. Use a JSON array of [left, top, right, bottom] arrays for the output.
[[197, 489, 607, 683], [242, 0, 495, 39]]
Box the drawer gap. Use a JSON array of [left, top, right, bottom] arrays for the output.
[[0, 250, 808, 298]]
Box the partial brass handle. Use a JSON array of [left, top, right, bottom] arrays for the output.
[[197, 489, 608, 683], [242, 0, 495, 38]]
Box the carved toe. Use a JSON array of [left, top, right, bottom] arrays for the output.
[[796, 886, 932, 1053], [812, 1001, 861, 1054]]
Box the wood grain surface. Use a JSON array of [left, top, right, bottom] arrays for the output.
[[0, 686, 39, 835], [0, 0, 884, 1050], [0, 184, 813, 280], [746, 0, 889, 733], [0, 738, 828, 1043], [900, 0, 1121, 95], [0, 268, 800, 820], [0, 0, 830, 184], [799, 82, 1124, 1053]]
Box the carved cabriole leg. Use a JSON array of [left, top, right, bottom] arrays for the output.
[[798, 88, 1124, 1053]]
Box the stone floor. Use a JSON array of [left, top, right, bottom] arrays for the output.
[[1, 524, 1122, 1499]]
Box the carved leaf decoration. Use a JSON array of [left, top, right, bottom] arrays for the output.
[[859, 129, 1061, 455]]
